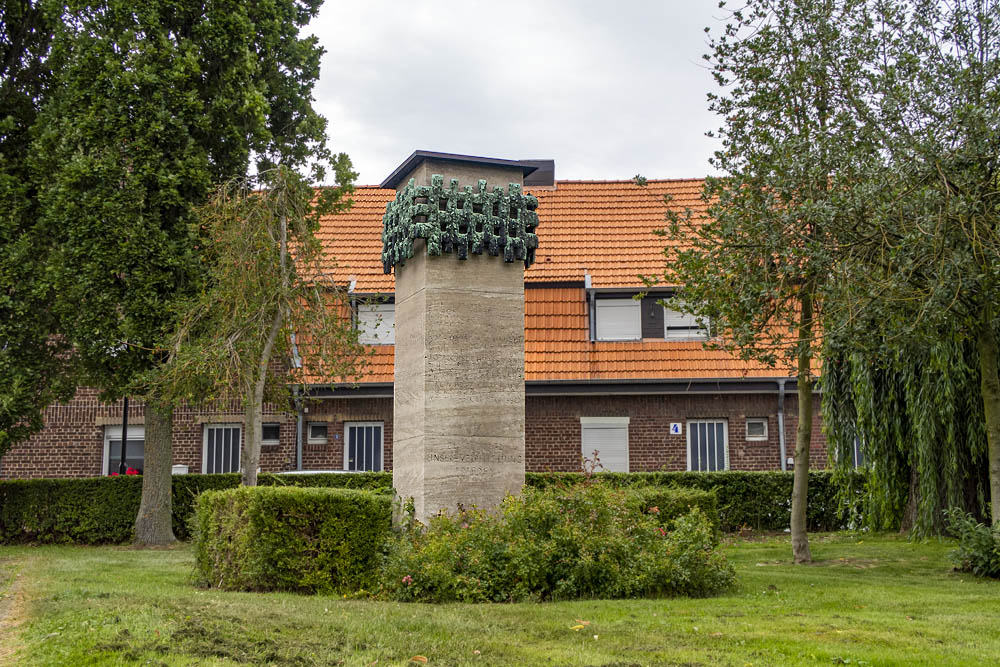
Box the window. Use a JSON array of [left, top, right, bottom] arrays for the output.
[[308, 422, 328, 444], [663, 303, 710, 340], [103, 425, 145, 475], [262, 423, 280, 445], [746, 418, 768, 441], [580, 417, 630, 472], [852, 437, 865, 468], [203, 424, 241, 474], [595, 299, 640, 341], [687, 420, 728, 471], [345, 422, 384, 471], [357, 302, 395, 344]]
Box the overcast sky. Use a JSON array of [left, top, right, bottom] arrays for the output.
[[308, 1, 724, 186]]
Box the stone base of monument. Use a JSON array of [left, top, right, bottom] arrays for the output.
[[393, 242, 525, 522]]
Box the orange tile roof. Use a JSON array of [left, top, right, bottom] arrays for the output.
[[317, 179, 793, 384]]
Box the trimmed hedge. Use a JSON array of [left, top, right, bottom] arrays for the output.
[[0, 469, 859, 543], [0, 472, 393, 544], [0, 476, 143, 544], [525, 471, 863, 532], [192, 486, 392, 593]]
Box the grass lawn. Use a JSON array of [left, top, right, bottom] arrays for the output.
[[1, 534, 998, 666]]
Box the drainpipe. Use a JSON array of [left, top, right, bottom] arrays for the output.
[[777, 379, 787, 471], [294, 386, 304, 471], [118, 395, 129, 474], [290, 333, 305, 471], [585, 272, 595, 343]]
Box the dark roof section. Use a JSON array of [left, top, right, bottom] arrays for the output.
[[521, 159, 555, 187], [380, 150, 545, 190]]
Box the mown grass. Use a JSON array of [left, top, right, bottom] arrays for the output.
[[1, 533, 998, 666]]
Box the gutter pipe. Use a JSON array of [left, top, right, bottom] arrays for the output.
[[777, 379, 787, 472], [290, 333, 305, 471], [585, 273, 595, 343]]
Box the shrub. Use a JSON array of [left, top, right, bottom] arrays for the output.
[[192, 486, 392, 593], [381, 484, 736, 602], [945, 508, 1000, 579], [626, 486, 720, 537], [0, 472, 393, 544], [0, 476, 142, 544], [526, 470, 860, 532]]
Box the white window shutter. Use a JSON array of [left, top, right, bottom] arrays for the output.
[[664, 304, 708, 340], [580, 418, 630, 472], [358, 303, 395, 344], [595, 299, 640, 341]]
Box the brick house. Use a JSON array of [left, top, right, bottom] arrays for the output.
[[0, 158, 825, 480]]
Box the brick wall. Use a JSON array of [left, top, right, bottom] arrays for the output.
[[524, 393, 826, 473], [0, 389, 824, 479]]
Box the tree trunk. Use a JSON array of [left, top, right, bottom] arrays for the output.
[[242, 386, 261, 486], [791, 289, 814, 564], [900, 463, 919, 534], [242, 207, 287, 486], [976, 314, 1000, 526], [134, 399, 176, 545]]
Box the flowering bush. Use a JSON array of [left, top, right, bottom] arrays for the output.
[[381, 484, 736, 603], [108, 467, 139, 477]]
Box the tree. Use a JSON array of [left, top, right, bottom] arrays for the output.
[[662, 0, 873, 562], [831, 0, 1000, 525], [0, 1, 76, 459], [823, 334, 991, 535], [28, 0, 333, 544], [155, 165, 365, 486]]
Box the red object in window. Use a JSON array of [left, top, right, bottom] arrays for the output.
[[109, 472, 120, 477], [125, 467, 139, 475]]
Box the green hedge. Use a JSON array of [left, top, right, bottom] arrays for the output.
[[0, 469, 859, 544], [524, 471, 862, 532], [0, 476, 143, 544], [192, 486, 392, 593], [626, 486, 720, 536], [0, 472, 393, 544]]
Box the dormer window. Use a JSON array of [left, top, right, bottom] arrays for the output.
[[592, 293, 710, 342]]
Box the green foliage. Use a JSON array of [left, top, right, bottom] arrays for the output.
[[382, 484, 735, 602], [945, 508, 1000, 579], [824, 339, 991, 535], [192, 486, 391, 593], [0, 472, 392, 544], [0, 477, 142, 544], [826, 0, 1000, 527], [526, 471, 857, 532], [626, 486, 720, 537], [0, 1, 75, 457]]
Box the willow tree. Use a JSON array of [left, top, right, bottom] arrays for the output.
[[824, 332, 991, 535], [29, 0, 333, 544], [154, 165, 365, 486], [663, 0, 874, 562], [830, 0, 1000, 525]]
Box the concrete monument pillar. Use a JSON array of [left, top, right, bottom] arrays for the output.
[[381, 151, 540, 522]]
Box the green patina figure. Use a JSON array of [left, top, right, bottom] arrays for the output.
[[381, 174, 539, 273]]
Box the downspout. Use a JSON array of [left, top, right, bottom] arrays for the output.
[[294, 387, 304, 471], [585, 272, 595, 343], [290, 333, 305, 471], [778, 379, 787, 472], [118, 395, 129, 474]]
